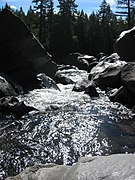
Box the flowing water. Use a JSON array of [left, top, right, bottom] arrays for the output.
[[0, 68, 135, 179]]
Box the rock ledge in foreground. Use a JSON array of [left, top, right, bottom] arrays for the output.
[[6, 154, 135, 180]]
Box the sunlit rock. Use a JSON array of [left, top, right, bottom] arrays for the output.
[[73, 79, 90, 92], [89, 53, 126, 90], [73, 78, 99, 97], [37, 73, 60, 90], [114, 26, 135, 61], [6, 154, 135, 180], [0, 9, 57, 90]]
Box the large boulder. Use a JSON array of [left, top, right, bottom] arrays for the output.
[[6, 154, 135, 180], [121, 62, 135, 96], [37, 73, 60, 90], [89, 53, 126, 90], [109, 86, 134, 108], [114, 26, 135, 61], [109, 62, 135, 108], [0, 9, 57, 89]]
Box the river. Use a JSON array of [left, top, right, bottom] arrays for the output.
[[0, 67, 135, 179]]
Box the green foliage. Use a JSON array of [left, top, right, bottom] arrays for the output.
[[0, 1, 130, 61]]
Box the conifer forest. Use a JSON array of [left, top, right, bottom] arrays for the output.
[[1, 0, 135, 62]]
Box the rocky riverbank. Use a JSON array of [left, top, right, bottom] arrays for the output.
[[1, 9, 135, 180], [0, 9, 135, 117]]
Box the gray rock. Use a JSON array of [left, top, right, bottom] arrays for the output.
[[0, 76, 17, 97], [114, 26, 135, 61], [63, 53, 91, 71], [65, 154, 135, 180], [73, 79, 99, 97], [78, 54, 97, 64], [109, 86, 133, 107], [6, 154, 135, 180], [121, 62, 135, 96], [0, 9, 57, 89], [89, 53, 126, 90], [37, 73, 60, 90], [0, 97, 37, 119], [109, 62, 135, 108], [73, 79, 91, 92], [84, 84, 99, 97], [6, 164, 70, 180], [0, 73, 23, 97], [54, 73, 75, 85]]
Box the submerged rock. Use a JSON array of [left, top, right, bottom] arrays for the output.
[[6, 154, 135, 180], [0, 9, 57, 90]]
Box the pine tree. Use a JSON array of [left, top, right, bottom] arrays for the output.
[[15, 7, 26, 22], [88, 12, 101, 55], [98, 0, 115, 54], [26, 6, 39, 37], [75, 10, 88, 53], [116, 0, 135, 28], [32, 0, 50, 42], [57, 0, 78, 57], [45, 0, 54, 48], [3, 3, 11, 10]]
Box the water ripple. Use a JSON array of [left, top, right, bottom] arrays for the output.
[[0, 68, 134, 179]]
